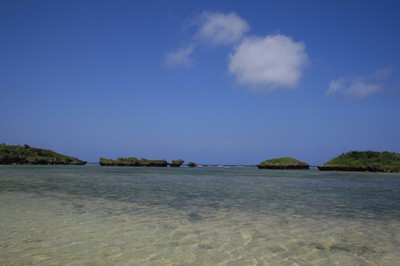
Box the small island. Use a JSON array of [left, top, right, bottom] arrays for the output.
[[170, 159, 185, 167], [187, 162, 197, 168], [99, 157, 168, 167], [0, 144, 86, 165], [318, 151, 400, 173], [257, 157, 310, 170]]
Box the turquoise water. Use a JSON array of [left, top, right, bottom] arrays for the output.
[[1, 165, 400, 265]]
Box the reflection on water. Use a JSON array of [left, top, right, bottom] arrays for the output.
[[1, 165, 400, 265]]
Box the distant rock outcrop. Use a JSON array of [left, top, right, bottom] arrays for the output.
[[318, 151, 400, 173], [187, 162, 198, 168], [99, 157, 168, 167], [170, 159, 185, 167], [257, 157, 309, 170], [0, 144, 86, 165]]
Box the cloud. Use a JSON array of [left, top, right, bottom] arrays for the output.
[[165, 12, 309, 96], [228, 34, 308, 94], [164, 45, 195, 68], [326, 68, 392, 99], [195, 11, 249, 46], [164, 11, 248, 68]]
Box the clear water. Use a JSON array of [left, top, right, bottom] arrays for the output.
[[1, 165, 400, 265]]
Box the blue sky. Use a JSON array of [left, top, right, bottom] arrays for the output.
[[1, 0, 399, 165]]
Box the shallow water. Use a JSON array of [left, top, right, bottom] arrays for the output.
[[1, 165, 400, 265]]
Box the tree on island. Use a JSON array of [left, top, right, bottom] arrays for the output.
[[0, 144, 86, 165], [318, 151, 400, 173]]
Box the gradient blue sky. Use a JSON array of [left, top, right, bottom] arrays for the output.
[[1, 0, 399, 165]]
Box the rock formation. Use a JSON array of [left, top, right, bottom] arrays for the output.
[[170, 159, 185, 167], [187, 162, 197, 168], [99, 157, 168, 167], [257, 157, 309, 170], [0, 144, 86, 165]]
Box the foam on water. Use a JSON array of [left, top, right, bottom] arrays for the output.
[[1, 165, 400, 265]]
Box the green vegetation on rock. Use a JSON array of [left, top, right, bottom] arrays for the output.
[[257, 157, 309, 170], [99, 157, 168, 167], [170, 159, 185, 167], [318, 151, 400, 172], [0, 144, 86, 165], [187, 162, 197, 168], [99, 158, 114, 166]]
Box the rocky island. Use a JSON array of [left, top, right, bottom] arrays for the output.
[[187, 162, 197, 168], [318, 151, 400, 173], [257, 157, 310, 170], [170, 159, 185, 167], [0, 144, 86, 165], [99, 157, 168, 167]]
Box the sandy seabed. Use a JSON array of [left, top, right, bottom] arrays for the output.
[[1, 191, 399, 265]]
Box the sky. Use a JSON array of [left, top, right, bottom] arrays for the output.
[[1, 0, 400, 165]]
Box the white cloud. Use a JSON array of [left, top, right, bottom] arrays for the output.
[[228, 34, 308, 94], [164, 11, 248, 68], [165, 12, 310, 96], [195, 11, 249, 46], [164, 45, 195, 68], [326, 68, 392, 99], [326, 79, 344, 96]]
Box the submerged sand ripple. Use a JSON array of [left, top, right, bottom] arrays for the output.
[[1, 191, 400, 265]]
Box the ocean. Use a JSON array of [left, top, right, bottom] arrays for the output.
[[1, 165, 400, 265]]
